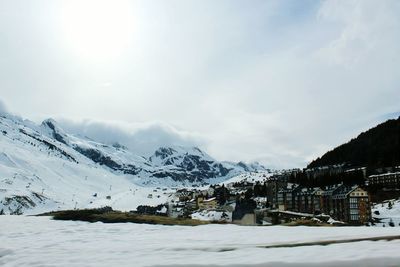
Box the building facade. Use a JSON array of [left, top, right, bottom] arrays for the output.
[[367, 172, 400, 188]]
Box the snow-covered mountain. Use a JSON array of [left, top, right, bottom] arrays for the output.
[[0, 112, 267, 214], [149, 146, 241, 183], [40, 118, 262, 184]]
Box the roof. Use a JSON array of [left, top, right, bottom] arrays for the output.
[[331, 185, 365, 199], [368, 172, 400, 178], [321, 184, 343, 196]]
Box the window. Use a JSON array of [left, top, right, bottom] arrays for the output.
[[350, 209, 359, 215], [350, 199, 358, 208], [349, 198, 357, 204]]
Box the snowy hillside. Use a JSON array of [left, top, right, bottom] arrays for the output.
[[148, 146, 263, 184], [41, 118, 263, 185], [372, 198, 400, 227], [0, 115, 172, 214], [221, 171, 273, 185], [0, 113, 266, 214]]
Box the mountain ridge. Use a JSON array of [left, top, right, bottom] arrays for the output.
[[308, 117, 400, 169], [0, 112, 268, 214]]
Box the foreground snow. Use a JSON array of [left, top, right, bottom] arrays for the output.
[[1, 216, 400, 267]]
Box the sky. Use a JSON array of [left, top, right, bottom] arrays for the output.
[[0, 0, 399, 169]]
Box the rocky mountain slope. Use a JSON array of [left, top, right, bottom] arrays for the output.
[[0, 112, 266, 214]]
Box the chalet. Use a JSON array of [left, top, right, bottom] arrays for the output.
[[197, 197, 218, 210], [185, 198, 198, 211], [175, 189, 193, 202]]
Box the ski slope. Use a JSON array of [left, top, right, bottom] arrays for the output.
[[0, 113, 265, 214]]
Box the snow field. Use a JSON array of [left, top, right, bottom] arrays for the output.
[[1, 216, 400, 267]]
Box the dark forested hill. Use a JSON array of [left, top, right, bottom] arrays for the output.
[[308, 117, 400, 169]]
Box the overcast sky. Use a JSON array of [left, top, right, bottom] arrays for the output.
[[0, 0, 399, 168]]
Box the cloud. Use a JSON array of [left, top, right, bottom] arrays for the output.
[[0, 0, 399, 169], [189, 0, 400, 168], [57, 118, 206, 157], [0, 99, 8, 115]]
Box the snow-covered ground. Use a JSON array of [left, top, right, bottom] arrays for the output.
[[372, 198, 400, 227], [191, 210, 232, 222], [1, 216, 400, 267], [0, 113, 267, 214], [221, 171, 272, 185]]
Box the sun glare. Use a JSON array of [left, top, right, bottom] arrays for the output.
[[61, 0, 134, 61]]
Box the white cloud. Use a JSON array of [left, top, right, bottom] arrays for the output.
[[57, 118, 206, 157], [0, 0, 399, 168], [0, 99, 8, 115]]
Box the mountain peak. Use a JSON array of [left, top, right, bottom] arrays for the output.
[[41, 118, 69, 145], [149, 146, 212, 164], [41, 118, 60, 130]]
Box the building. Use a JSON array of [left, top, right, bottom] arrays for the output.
[[232, 198, 257, 225], [295, 187, 321, 214], [278, 183, 371, 225], [197, 197, 218, 210], [313, 188, 324, 214], [277, 184, 299, 211], [265, 178, 287, 208], [185, 198, 198, 211], [331, 185, 370, 224], [175, 189, 194, 202], [319, 184, 342, 216], [367, 172, 400, 188]]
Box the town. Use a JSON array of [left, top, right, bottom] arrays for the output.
[[134, 167, 400, 226]]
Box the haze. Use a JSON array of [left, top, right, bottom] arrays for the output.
[[0, 0, 399, 168]]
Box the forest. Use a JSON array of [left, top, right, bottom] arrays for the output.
[[308, 117, 400, 169]]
